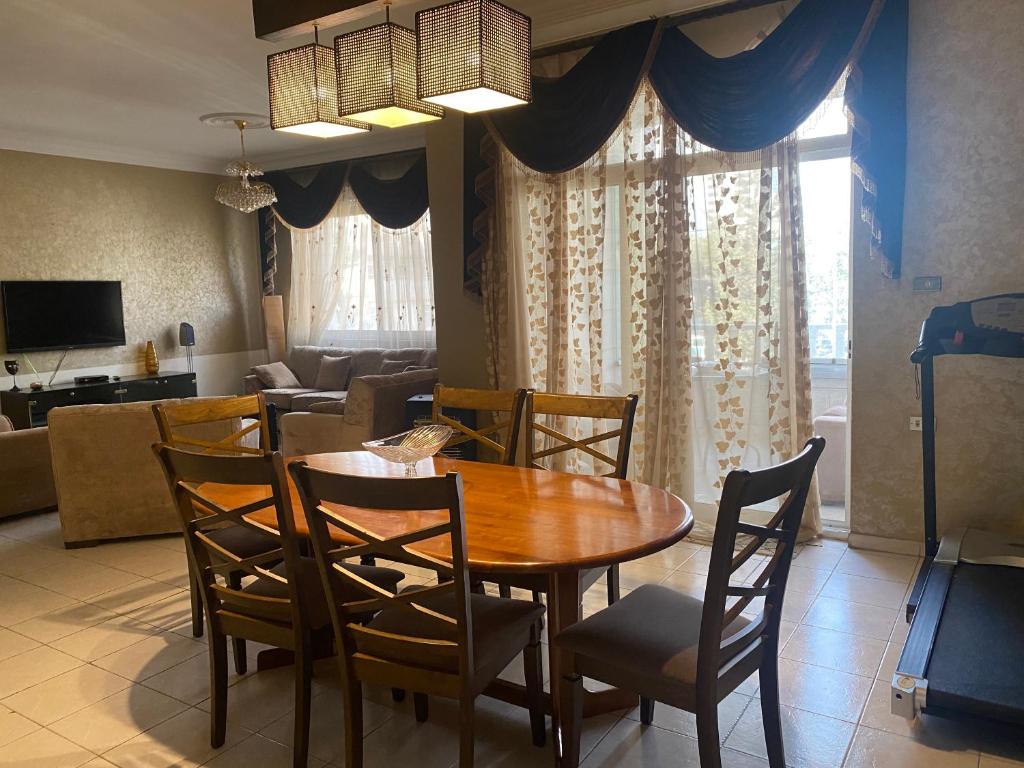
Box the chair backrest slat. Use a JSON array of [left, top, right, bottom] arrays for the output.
[[696, 437, 825, 695], [525, 392, 639, 479], [153, 394, 274, 456], [289, 463, 475, 687], [431, 385, 527, 465]]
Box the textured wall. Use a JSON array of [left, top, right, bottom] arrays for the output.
[[0, 149, 264, 372], [850, 0, 1024, 541]]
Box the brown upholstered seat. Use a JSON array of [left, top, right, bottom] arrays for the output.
[[368, 588, 544, 675]]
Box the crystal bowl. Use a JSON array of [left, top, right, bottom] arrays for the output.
[[362, 424, 454, 475]]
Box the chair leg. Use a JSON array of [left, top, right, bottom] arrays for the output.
[[532, 590, 545, 630], [209, 631, 228, 748], [190, 572, 204, 638], [459, 697, 475, 768], [523, 624, 546, 747], [413, 692, 429, 723], [557, 674, 584, 768], [695, 699, 722, 768], [759, 650, 786, 768], [293, 638, 313, 768], [227, 572, 246, 676], [606, 565, 621, 605], [391, 688, 406, 702], [359, 554, 376, 567], [639, 697, 655, 726], [341, 677, 364, 768], [498, 584, 512, 599]]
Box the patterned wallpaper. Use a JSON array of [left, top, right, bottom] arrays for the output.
[[0, 149, 264, 372], [850, 0, 1024, 540]]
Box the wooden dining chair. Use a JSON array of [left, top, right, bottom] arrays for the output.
[[152, 445, 404, 768], [153, 394, 279, 644], [492, 391, 639, 605], [431, 384, 527, 465], [554, 437, 826, 768], [288, 462, 547, 768]]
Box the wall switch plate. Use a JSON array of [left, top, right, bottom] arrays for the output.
[[909, 416, 923, 431], [913, 276, 942, 292]]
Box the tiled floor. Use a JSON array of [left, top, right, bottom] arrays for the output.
[[1, 511, 1022, 768]]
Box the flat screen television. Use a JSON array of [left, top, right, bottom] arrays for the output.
[[1, 280, 127, 352]]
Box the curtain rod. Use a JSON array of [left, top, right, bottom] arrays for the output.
[[531, 0, 783, 59]]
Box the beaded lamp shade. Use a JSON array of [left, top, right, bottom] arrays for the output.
[[335, 20, 444, 128], [416, 0, 531, 113], [268, 42, 371, 138]]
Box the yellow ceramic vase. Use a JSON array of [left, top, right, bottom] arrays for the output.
[[144, 340, 159, 375]]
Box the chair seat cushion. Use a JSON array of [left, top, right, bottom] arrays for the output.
[[554, 583, 749, 695], [234, 557, 404, 628], [261, 388, 319, 411], [366, 588, 544, 674], [206, 526, 277, 559], [291, 391, 347, 413]]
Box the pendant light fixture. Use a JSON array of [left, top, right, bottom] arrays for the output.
[[416, 0, 531, 114], [334, 0, 443, 129], [213, 119, 278, 214], [268, 24, 371, 138]]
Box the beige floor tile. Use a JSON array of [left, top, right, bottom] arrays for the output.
[[9, 601, 119, 644], [88, 579, 184, 616], [623, 691, 750, 741], [258, 685, 396, 764], [18, 557, 144, 601], [0, 510, 62, 543], [617, 559, 673, 591], [820, 571, 910, 610], [580, 718, 702, 768], [68, 540, 188, 579], [676, 547, 713, 575], [51, 614, 160, 662], [792, 544, 845, 572], [204, 733, 328, 768], [876, 642, 904, 681], [124, 591, 195, 631], [981, 759, 1024, 768], [0, 626, 40, 662], [725, 701, 855, 768], [635, 541, 703, 571], [0, 706, 41, 748], [0, 575, 77, 626], [49, 685, 189, 754], [786, 565, 832, 596], [103, 707, 250, 768], [777, 659, 872, 723], [780, 589, 817, 624], [781, 625, 886, 678], [844, 726, 978, 768], [859, 679, 982, 752], [834, 551, 918, 584], [84, 759, 119, 767], [802, 596, 898, 641], [0, 727, 97, 767], [2, 663, 131, 725], [91, 631, 205, 682], [0, 644, 83, 699], [197, 665, 300, 732], [657, 568, 708, 599], [140, 652, 218, 706]]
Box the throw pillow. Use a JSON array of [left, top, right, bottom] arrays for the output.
[[379, 360, 412, 375], [314, 355, 352, 391], [251, 361, 302, 389], [403, 365, 431, 372]]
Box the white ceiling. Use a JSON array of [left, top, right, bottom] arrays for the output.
[[0, 0, 729, 174]]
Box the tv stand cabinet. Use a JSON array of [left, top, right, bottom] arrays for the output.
[[0, 372, 197, 429]]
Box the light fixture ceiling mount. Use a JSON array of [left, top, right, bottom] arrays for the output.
[[201, 116, 278, 214]]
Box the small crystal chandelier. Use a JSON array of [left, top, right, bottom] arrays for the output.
[[215, 120, 277, 213]]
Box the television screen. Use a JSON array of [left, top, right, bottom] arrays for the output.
[[1, 280, 127, 352]]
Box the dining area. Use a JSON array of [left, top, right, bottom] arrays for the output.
[[148, 385, 823, 768]]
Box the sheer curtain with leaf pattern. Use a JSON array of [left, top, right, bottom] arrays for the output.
[[288, 187, 436, 350], [484, 81, 820, 539]]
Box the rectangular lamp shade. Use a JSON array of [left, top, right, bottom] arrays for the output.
[[268, 43, 371, 138], [335, 23, 444, 129], [416, 0, 532, 114]]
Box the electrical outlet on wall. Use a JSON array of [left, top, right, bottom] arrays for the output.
[[909, 416, 923, 431]]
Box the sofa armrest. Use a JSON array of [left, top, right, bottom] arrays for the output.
[[243, 374, 266, 395], [0, 426, 57, 518], [344, 369, 438, 440], [280, 412, 368, 457]]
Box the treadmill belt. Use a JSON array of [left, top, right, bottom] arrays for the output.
[[927, 564, 1024, 724]]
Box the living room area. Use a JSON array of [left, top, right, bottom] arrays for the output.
[[2, 1, 1024, 767]]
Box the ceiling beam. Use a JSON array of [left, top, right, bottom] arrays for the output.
[[252, 0, 418, 41]]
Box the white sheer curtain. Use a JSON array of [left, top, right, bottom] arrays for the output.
[[484, 80, 820, 540], [287, 187, 435, 350]]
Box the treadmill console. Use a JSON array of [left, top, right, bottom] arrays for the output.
[[912, 293, 1024, 362]]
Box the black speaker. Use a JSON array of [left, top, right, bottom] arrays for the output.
[[178, 323, 195, 347]]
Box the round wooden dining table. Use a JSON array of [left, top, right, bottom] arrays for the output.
[[207, 450, 692, 731]]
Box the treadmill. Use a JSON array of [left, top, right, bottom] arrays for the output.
[[892, 294, 1024, 724]]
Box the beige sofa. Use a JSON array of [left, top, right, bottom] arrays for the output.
[[48, 399, 245, 547], [280, 368, 437, 457], [0, 414, 58, 519], [244, 345, 438, 414]]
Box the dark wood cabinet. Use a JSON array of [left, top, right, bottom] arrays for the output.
[[0, 372, 197, 429]]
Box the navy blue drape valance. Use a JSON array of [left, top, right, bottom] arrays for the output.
[[465, 0, 908, 286]]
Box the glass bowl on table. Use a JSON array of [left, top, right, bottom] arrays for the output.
[[362, 424, 454, 476]]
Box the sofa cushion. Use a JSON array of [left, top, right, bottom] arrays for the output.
[[314, 355, 352, 391], [251, 361, 301, 389], [261, 388, 319, 411], [291, 391, 347, 413], [379, 360, 411, 375], [0, 415, 13, 433], [288, 347, 353, 388], [309, 399, 348, 415]]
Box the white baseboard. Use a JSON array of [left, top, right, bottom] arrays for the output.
[[847, 532, 924, 557], [1, 349, 268, 398]]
